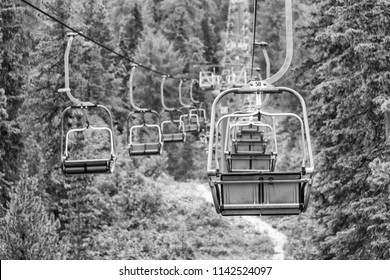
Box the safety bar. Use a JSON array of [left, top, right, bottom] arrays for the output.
[[160, 109, 186, 137], [259, 110, 306, 168], [207, 88, 240, 175], [215, 111, 305, 171], [179, 113, 200, 131], [228, 121, 276, 153], [127, 110, 161, 127], [207, 86, 314, 175], [278, 87, 314, 173], [215, 111, 277, 168], [190, 108, 207, 122], [61, 105, 116, 163], [128, 124, 162, 146], [64, 126, 114, 159]]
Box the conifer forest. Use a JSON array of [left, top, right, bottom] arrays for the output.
[[1, 0, 390, 260]]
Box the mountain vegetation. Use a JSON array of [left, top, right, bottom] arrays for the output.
[[1, 0, 389, 260]]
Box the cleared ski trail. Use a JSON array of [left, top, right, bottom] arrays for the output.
[[195, 182, 287, 260]]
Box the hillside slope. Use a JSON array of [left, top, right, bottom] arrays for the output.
[[158, 175, 284, 259]]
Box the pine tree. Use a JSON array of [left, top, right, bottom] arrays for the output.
[[23, 0, 95, 259], [159, 0, 204, 55], [201, 15, 218, 65], [0, 0, 32, 217], [0, 166, 65, 260], [119, 4, 143, 59], [297, 0, 390, 259], [133, 27, 186, 111], [81, 0, 114, 103]]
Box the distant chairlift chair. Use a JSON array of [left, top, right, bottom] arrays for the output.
[[224, 117, 278, 173], [160, 76, 186, 143], [178, 79, 200, 133], [126, 65, 163, 156], [189, 79, 208, 130]]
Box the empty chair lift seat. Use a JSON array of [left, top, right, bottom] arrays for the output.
[[185, 124, 199, 132], [129, 142, 161, 156], [233, 140, 267, 153], [162, 133, 185, 142], [186, 116, 199, 132], [220, 173, 261, 216], [62, 158, 114, 175], [234, 127, 267, 153], [226, 153, 275, 172], [212, 172, 306, 216]]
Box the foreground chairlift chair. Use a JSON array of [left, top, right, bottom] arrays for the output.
[[178, 79, 200, 133], [127, 65, 163, 156], [160, 76, 186, 143], [208, 83, 314, 216], [59, 33, 116, 175], [207, 0, 314, 216]]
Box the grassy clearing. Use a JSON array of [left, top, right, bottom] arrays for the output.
[[157, 176, 275, 259]]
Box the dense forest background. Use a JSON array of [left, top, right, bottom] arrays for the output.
[[1, 0, 390, 260]]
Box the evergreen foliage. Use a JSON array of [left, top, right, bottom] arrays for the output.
[[0, 0, 31, 217], [119, 4, 144, 59], [2, 0, 389, 261], [297, 0, 390, 259], [0, 166, 65, 260]]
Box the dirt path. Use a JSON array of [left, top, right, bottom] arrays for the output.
[[194, 182, 287, 260]]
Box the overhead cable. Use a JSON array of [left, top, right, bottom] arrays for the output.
[[19, 0, 179, 78]]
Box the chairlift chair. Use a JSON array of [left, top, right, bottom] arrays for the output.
[[207, 0, 314, 215], [126, 65, 163, 156], [177, 79, 200, 133], [59, 33, 116, 175], [208, 84, 314, 216], [189, 79, 208, 129], [215, 111, 278, 174], [127, 110, 163, 156], [226, 120, 277, 173], [160, 76, 186, 143]]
